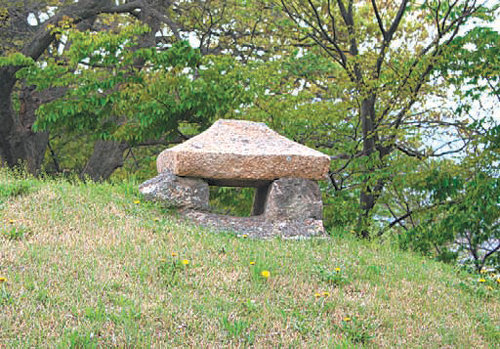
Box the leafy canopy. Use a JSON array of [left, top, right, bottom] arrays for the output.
[[19, 21, 251, 144]]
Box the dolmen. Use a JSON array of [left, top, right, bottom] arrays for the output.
[[139, 119, 331, 238]]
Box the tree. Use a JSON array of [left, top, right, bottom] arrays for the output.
[[271, 0, 496, 237], [384, 21, 499, 268], [391, 121, 499, 271]]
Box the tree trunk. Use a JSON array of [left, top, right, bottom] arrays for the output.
[[81, 140, 129, 181], [357, 95, 378, 238], [0, 68, 17, 167], [0, 73, 51, 174], [16, 86, 56, 174]]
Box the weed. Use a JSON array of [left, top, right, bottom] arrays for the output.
[[0, 181, 33, 199], [84, 301, 108, 323], [61, 330, 99, 348], [248, 260, 272, 284], [337, 317, 376, 345], [0, 285, 14, 305], [241, 299, 259, 314], [475, 313, 500, 343], [1, 223, 30, 240], [221, 316, 249, 338], [366, 264, 382, 277], [35, 287, 51, 306], [157, 257, 188, 286], [316, 266, 348, 287]]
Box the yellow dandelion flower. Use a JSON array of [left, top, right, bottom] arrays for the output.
[[497, 278, 500, 284], [171, 252, 178, 257], [181, 259, 190, 265], [335, 267, 341, 272], [250, 261, 256, 265], [261, 270, 270, 278], [153, 217, 160, 222], [8, 219, 15, 224], [133, 200, 140, 204], [0, 277, 6, 283], [242, 234, 248, 239], [479, 278, 486, 283], [322, 291, 330, 297], [314, 293, 321, 298], [343, 317, 351, 322]]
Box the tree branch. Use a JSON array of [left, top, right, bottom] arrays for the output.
[[371, 0, 386, 37], [378, 199, 458, 237], [374, 0, 408, 77], [21, 0, 143, 62]]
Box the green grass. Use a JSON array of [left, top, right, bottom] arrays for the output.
[[0, 170, 499, 347]]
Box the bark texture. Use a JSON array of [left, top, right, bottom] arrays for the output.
[[0, 80, 63, 173], [81, 140, 129, 181]]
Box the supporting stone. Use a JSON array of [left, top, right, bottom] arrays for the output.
[[251, 184, 270, 216], [264, 178, 323, 221], [139, 170, 209, 210]]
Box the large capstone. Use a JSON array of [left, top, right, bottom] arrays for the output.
[[263, 178, 323, 221], [139, 170, 209, 210], [157, 119, 330, 184]]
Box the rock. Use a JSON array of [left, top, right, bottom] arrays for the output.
[[157, 119, 330, 183], [263, 178, 323, 221], [139, 170, 209, 210]]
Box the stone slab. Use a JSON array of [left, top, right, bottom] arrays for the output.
[[181, 209, 326, 239], [157, 119, 330, 182]]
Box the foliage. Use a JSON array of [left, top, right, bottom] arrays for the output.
[[397, 123, 500, 270], [157, 254, 190, 287], [220, 316, 250, 340], [315, 265, 349, 287], [440, 26, 500, 106], [0, 52, 34, 67], [1, 222, 30, 240], [209, 187, 255, 217], [0, 181, 33, 199], [337, 317, 377, 345], [18, 22, 250, 146], [0, 285, 14, 306]]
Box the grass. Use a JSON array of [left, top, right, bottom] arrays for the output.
[[0, 170, 499, 347]]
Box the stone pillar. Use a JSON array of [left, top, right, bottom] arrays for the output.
[[251, 184, 270, 216], [263, 178, 323, 221]]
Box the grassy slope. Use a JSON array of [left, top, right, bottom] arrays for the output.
[[0, 172, 498, 348]]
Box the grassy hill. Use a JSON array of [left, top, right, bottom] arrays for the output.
[[1, 171, 499, 347]]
